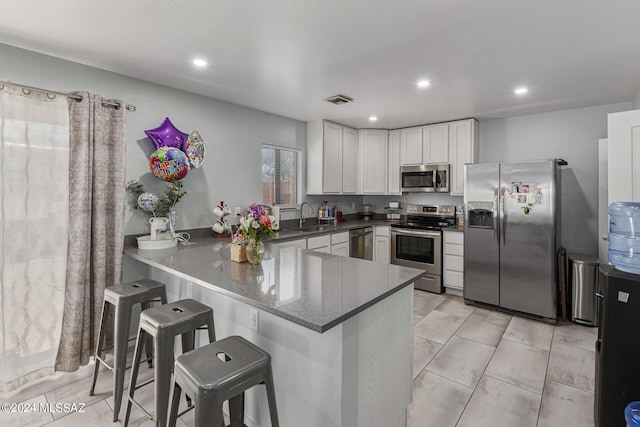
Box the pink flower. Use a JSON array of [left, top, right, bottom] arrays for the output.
[[259, 215, 271, 227]]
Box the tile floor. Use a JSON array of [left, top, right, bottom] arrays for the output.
[[409, 291, 596, 427], [0, 291, 596, 427]]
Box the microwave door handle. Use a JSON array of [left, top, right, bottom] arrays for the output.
[[493, 187, 499, 244], [500, 186, 506, 246]]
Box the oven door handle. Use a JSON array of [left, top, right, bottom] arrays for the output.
[[391, 228, 442, 238]]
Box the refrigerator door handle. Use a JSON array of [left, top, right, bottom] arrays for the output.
[[493, 187, 499, 244], [499, 186, 506, 246]]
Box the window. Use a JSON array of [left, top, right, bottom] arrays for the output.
[[262, 145, 299, 206]]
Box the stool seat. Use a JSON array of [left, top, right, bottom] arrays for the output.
[[90, 279, 167, 422], [168, 336, 279, 427], [105, 280, 167, 302], [124, 298, 215, 427], [178, 336, 270, 397]]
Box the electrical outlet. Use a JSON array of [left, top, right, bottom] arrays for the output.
[[249, 308, 259, 331], [234, 207, 241, 216]]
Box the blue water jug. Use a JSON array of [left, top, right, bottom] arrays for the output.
[[625, 401, 640, 427], [609, 203, 640, 274]]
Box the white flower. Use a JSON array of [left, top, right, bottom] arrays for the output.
[[252, 221, 260, 229]]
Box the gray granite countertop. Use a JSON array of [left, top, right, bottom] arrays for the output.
[[124, 236, 424, 333], [272, 219, 394, 241]]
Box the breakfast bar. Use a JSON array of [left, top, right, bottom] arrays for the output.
[[123, 236, 425, 427]]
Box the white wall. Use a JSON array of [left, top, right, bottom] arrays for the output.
[[479, 102, 631, 255], [0, 43, 307, 235]]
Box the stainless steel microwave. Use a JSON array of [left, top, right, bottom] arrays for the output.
[[400, 164, 450, 193]]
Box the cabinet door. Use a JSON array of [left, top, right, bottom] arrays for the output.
[[361, 129, 387, 194], [374, 236, 390, 264], [308, 235, 331, 253], [423, 124, 449, 163], [608, 109, 640, 203], [342, 126, 359, 193], [449, 119, 477, 196], [323, 121, 343, 193], [388, 130, 401, 194], [271, 238, 307, 250], [400, 127, 423, 165], [331, 242, 349, 257]]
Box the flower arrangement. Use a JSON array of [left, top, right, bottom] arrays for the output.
[[238, 204, 278, 243], [230, 204, 278, 264]]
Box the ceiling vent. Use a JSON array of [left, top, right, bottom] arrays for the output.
[[324, 94, 354, 105]]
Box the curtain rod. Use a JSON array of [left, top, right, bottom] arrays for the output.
[[0, 80, 136, 112]]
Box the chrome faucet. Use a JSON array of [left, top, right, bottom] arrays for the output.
[[299, 202, 315, 228]]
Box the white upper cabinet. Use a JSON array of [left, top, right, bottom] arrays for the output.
[[448, 119, 478, 196], [308, 118, 478, 195], [360, 129, 388, 194], [307, 120, 359, 194], [342, 127, 359, 193], [400, 127, 423, 165], [322, 121, 343, 193], [388, 130, 401, 195], [423, 124, 449, 163]]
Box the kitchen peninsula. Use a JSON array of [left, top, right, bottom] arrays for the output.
[[124, 236, 425, 427]]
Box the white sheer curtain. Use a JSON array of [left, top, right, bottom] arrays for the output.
[[0, 84, 70, 391]]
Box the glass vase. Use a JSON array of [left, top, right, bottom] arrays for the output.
[[246, 238, 265, 265]]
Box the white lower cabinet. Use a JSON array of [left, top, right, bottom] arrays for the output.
[[443, 230, 464, 294], [331, 232, 350, 256], [271, 238, 307, 250], [374, 226, 390, 264], [307, 235, 331, 254]]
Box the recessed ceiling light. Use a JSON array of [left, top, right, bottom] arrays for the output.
[[514, 87, 528, 95], [417, 80, 430, 88], [193, 58, 208, 68], [369, 116, 378, 122]]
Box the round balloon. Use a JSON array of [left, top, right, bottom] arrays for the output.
[[149, 147, 189, 182], [137, 192, 159, 212], [145, 117, 189, 150], [184, 130, 206, 168]]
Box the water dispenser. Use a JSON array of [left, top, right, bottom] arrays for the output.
[[467, 202, 494, 229]]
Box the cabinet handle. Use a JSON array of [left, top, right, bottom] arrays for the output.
[[602, 235, 608, 241], [596, 292, 604, 299]]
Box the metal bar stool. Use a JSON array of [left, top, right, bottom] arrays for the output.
[[167, 335, 279, 427], [124, 299, 216, 427], [90, 279, 167, 422]]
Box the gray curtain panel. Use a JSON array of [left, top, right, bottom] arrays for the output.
[[55, 92, 126, 371]]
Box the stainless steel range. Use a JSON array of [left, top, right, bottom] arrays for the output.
[[390, 204, 456, 293]]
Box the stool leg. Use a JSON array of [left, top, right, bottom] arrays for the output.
[[167, 379, 182, 427], [89, 300, 109, 396], [195, 395, 223, 427], [206, 314, 216, 343], [124, 329, 146, 427], [140, 301, 154, 368], [113, 300, 133, 422], [265, 366, 280, 427], [229, 393, 245, 427], [153, 332, 174, 427], [180, 332, 195, 408]]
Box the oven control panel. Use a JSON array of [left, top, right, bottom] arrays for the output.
[[406, 204, 456, 217]]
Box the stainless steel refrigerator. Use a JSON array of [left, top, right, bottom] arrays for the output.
[[463, 160, 559, 321]]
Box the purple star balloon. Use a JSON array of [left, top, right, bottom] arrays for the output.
[[144, 117, 189, 150]]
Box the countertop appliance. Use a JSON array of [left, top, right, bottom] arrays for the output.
[[595, 265, 640, 427], [463, 160, 559, 321], [350, 227, 373, 260], [401, 164, 450, 193], [390, 204, 456, 293]]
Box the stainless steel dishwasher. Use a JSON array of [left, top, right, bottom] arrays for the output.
[[349, 227, 373, 260]]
